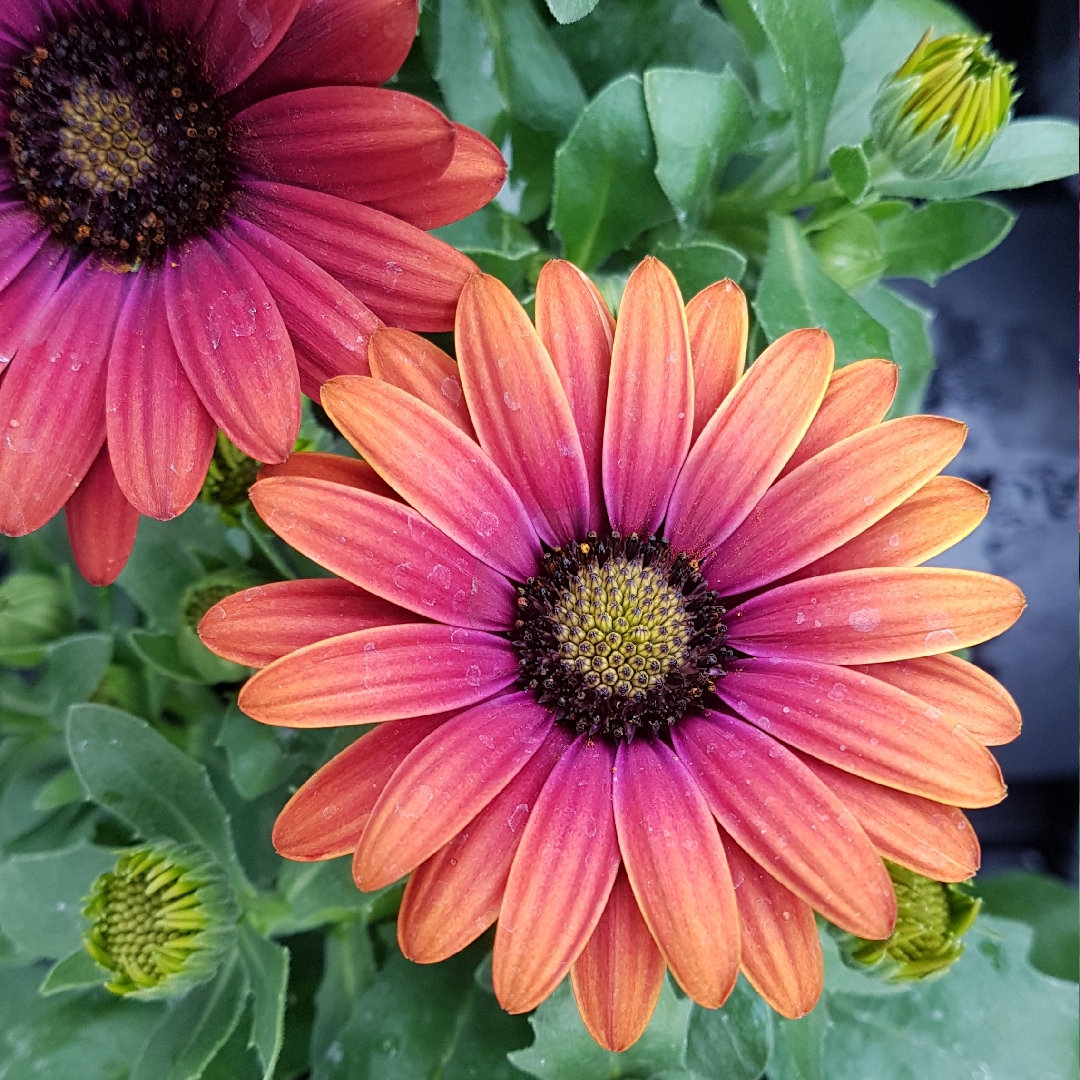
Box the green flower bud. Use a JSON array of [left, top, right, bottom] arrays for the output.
[[0, 572, 69, 649], [83, 842, 237, 999], [200, 432, 262, 527], [872, 29, 1017, 180], [835, 861, 981, 982], [177, 571, 262, 682]]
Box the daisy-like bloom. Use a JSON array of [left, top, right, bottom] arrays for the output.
[[200, 258, 1024, 1050], [0, 0, 504, 583]]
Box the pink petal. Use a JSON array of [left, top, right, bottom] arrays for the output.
[[602, 257, 692, 536], [0, 239, 69, 365], [64, 442, 140, 586], [685, 279, 747, 442], [0, 202, 49, 293], [194, 0, 302, 94], [534, 260, 614, 535], [257, 451, 399, 499], [493, 737, 620, 1014], [165, 231, 300, 463], [717, 657, 1007, 808], [666, 329, 834, 559], [456, 274, 589, 546], [236, 180, 477, 331], [237, 622, 519, 727], [354, 691, 554, 890], [0, 257, 128, 535], [321, 375, 542, 581], [198, 577, 422, 668], [106, 266, 216, 520], [672, 711, 896, 938]]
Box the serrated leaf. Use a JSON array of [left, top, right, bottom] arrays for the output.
[[652, 236, 747, 298], [40, 949, 111, 995], [856, 283, 934, 417], [238, 922, 289, 1080], [552, 74, 673, 270], [878, 199, 1015, 284], [828, 144, 870, 201], [545, 0, 600, 22], [685, 977, 772, 1080]]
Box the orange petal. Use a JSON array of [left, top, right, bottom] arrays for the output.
[[727, 567, 1026, 664], [198, 578, 422, 668], [238, 623, 518, 728], [858, 653, 1020, 746], [685, 279, 747, 442], [779, 358, 897, 478], [613, 737, 739, 1008], [797, 752, 980, 882], [570, 867, 666, 1053], [666, 329, 833, 559], [456, 274, 589, 546], [321, 375, 541, 580], [367, 326, 475, 438], [354, 692, 553, 890], [257, 451, 400, 500], [706, 416, 966, 595], [722, 834, 824, 1019], [493, 737, 620, 1014], [790, 475, 988, 581], [271, 713, 450, 860], [602, 257, 693, 536], [718, 657, 1007, 808], [399, 724, 572, 963], [534, 260, 614, 534], [673, 712, 895, 938]]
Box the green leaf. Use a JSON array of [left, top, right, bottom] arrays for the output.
[[878, 199, 1015, 284], [876, 119, 1080, 199], [128, 628, 205, 683], [504, 121, 560, 224], [856, 283, 934, 417], [510, 976, 691, 1079], [265, 858, 402, 936], [552, 74, 673, 270], [545, 0, 600, 23], [217, 702, 290, 801], [652, 236, 748, 298], [434, 203, 543, 295], [828, 144, 870, 201], [44, 632, 114, 726], [33, 767, 85, 811], [644, 67, 752, 230], [238, 922, 289, 1080], [0, 572, 70, 649], [66, 704, 251, 897], [40, 949, 111, 996], [747, 0, 843, 185], [808, 209, 887, 293], [754, 214, 892, 366], [130, 950, 250, 1080], [827, 0, 872, 38], [435, 0, 507, 137], [310, 921, 377, 1074], [768, 1005, 831, 1080], [685, 977, 772, 1080], [0, 843, 116, 960], [975, 872, 1079, 982]]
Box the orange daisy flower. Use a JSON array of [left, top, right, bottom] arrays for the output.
[[200, 257, 1024, 1050]]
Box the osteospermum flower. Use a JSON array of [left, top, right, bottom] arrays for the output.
[[200, 258, 1024, 1050], [0, 0, 504, 582]]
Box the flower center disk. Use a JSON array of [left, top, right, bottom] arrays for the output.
[[513, 532, 730, 741], [6, 13, 230, 263]]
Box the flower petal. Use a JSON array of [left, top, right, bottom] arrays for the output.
[[726, 567, 1026, 664], [236, 180, 477, 331], [570, 867, 666, 1053], [721, 834, 823, 1020], [0, 240, 69, 365], [272, 712, 450, 860], [368, 124, 507, 230], [857, 653, 1020, 746], [672, 711, 895, 938], [534, 260, 614, 535], [367, 327, 475, 438], [493, 737, 620, 1014], [666, 329, 833, 559], [354, 692, 553, 890], [198, 577, 421, 668], [0, 202, 49, 293], [194, 0, 302, 94], [0, 257, 127, 535], [778, 358, 898, 478], [456, 274, 589, 546], [685, 279, 747, 443], [250, 476, 516, 630], [237, 622, 519, 727], [64, 443, 140, 586], [223, 216, 378, 402], [603, 257, 692, 536], [613, 737, 739, 1008], [321, 375, 542, 580], [399, 723, 572, 963], [797, 752, 980, 882], [256, 451, 399, 499], [706, 416, 967, 595], [106, 266, 216, 520], [717, 657, 1007, 808], [165, 231, 300, 463]]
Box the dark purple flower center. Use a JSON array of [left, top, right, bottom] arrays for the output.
[[512, 532, 731, 742], [5, 12, 230, 265]]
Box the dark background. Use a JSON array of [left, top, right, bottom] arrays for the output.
[[903, 0, 1078, 880]]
